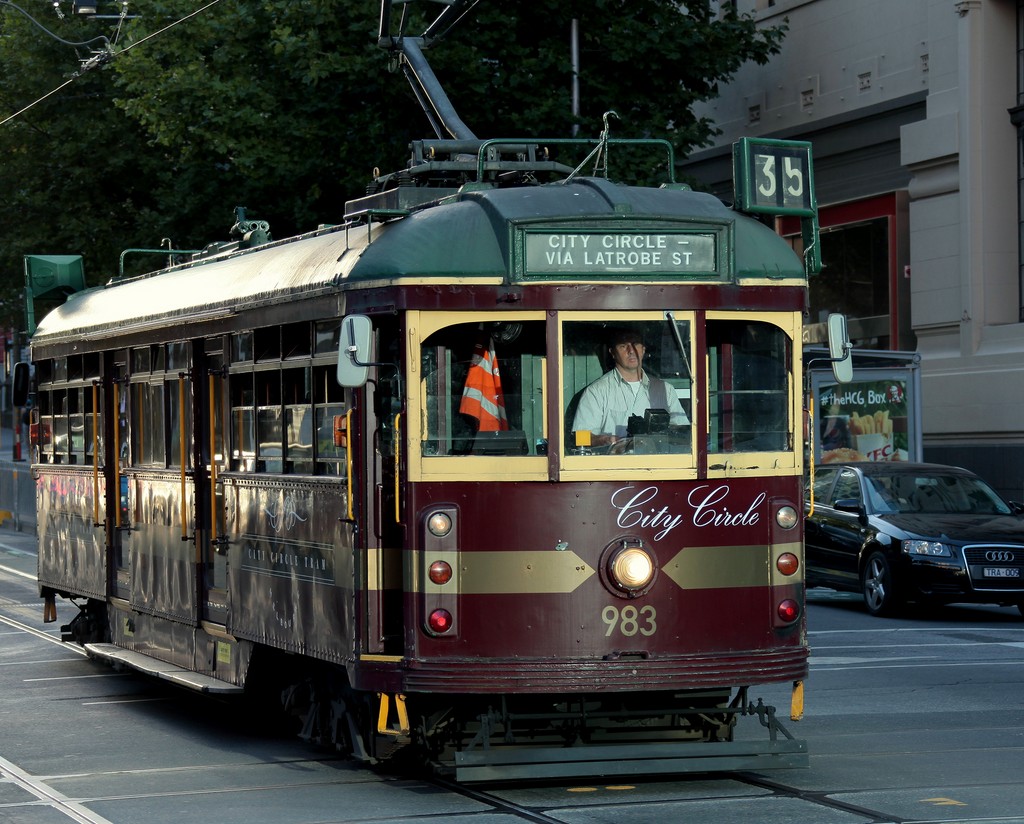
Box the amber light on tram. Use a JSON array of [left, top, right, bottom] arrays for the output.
[[429, 560, 453, 585], [777, 599, 800, 623], [776, 552, 800, 576], [428, 609, 453, 633]]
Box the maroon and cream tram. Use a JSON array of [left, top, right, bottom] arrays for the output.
[[20, 9, 845, 782]]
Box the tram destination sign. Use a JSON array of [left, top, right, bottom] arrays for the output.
[[523, 231, 717, 278]]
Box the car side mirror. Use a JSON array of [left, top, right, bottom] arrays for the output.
[[835, 498, 869, 526]]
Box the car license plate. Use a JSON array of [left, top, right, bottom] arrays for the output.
[[984, 567, 1021, 578]]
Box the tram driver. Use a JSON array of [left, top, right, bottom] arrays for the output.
[[571, 327, 688, 450]]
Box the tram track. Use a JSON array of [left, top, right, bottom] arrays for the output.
[[0, 609, 75, 649], [737, 772, 907, 824], [432, 769, 912, 823], [430, 776, 578, 823], [0, 754, 115, 824]]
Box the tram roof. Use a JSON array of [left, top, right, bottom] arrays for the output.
[[31, 177, 805, 349]]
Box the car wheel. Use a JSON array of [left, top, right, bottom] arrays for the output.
[[861, 551, 901, 617]]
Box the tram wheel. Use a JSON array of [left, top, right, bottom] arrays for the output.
[[861, 551, 901, 617]]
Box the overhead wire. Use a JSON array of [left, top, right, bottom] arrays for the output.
[[0, 0, 228, 128], [0, 0, 110, 49], [113, 0, 225, 58]]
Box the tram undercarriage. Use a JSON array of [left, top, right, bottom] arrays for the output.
[[284, 668, 807, 782]]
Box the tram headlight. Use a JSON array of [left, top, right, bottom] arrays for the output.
[[609, 546, 655, 591], [427, 511, 452, 537], [775, 505, 799, 530]]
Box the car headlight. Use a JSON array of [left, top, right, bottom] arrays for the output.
[[901, 540, 951, 557]]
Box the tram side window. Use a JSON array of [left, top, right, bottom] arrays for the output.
[[83, 382, 101, 464], [707, 320, 791, 453], [50, 387, 66, 463], [34, 384, 92, 465], [167, 341, 189, 370], [421, 321, 546, 457], [283, 366, 313, 473], [230, 372, 256, 471], [232, 332, 253, 363], [57, 387, 86, 464], [563, 318, 692, 456], [67, 387, 85, 462], [313, 364, 345, 475], [282, 322, 312, 360], [114, 354, 129, 467], [228, 322, 345, 475], [256, 370, 283, 472], [314, 320, 341, 355], [131, 381, 166, 466], [166, 374, 193, 469], [53, 386, 69, 462]]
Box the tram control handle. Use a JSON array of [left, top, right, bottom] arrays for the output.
[[572, 408, 690, 455], [627, 409, 669, 435]]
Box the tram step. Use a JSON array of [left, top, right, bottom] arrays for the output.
[[84, 643, 244, 695]]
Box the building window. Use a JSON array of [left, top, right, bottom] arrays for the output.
[[785, 193, 910, 350]]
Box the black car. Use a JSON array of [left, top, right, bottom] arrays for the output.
[[805, 462, 1024, 616]]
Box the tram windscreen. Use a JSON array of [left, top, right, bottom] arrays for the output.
[[707, 320, 791, 453], [563, 318, 692, 456], [421, 320, 547, 457]]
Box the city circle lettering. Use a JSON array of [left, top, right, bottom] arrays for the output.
[[527, 232, 715, 274], [610, 484, 765, 541]]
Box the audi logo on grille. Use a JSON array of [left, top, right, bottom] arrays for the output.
[[985, 550, 1016, 562]]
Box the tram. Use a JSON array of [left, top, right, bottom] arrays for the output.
[[19, 4, 848, 782]]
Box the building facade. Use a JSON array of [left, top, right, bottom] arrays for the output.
[[682, 0, 1024, 499]]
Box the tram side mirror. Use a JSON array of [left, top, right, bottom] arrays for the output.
[[12, 361, 29, 408], [337, 314, 373, 388], [826, 313, 853, 384]]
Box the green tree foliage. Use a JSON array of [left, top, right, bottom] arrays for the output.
[[0, 2, 173, 326], [0, 0, 784, 321]]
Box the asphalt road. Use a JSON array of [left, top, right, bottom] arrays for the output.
[[2, 529, 1024, 824]]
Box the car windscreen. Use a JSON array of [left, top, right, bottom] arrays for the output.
[[864, 472, 1013, 516]]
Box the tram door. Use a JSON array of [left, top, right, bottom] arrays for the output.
[[196, 338, 228, 624], [364, 318, 405, 655], [110, 349, 132, 602]]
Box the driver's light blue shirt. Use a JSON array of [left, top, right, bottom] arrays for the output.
[[572, 369, 687, 438]]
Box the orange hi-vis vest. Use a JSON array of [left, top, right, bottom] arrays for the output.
[[459, 336, 509, 431]]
